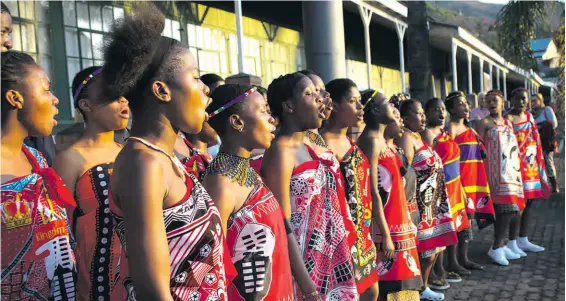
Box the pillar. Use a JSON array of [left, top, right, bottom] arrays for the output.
[[358, 6, 373, 89], [503, 72, 507, 101], [451, 39, 458, 91], [235, 0, 245, 73], [466, 50, 473, 94], [488, 63, 493, 89], [396, 23, 407, 93], [302, 1, 346, 82], [496, 68, 500, 90], [479, 58, 484, 93]]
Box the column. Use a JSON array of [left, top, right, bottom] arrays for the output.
[[396, 23, 407, 93], [302, 1, 346, 82], [451, 39, 458, 91], [479, 58, 484, 93], [524, 78, 528, 88], [496, 68, 500, 90], [488, 63, 493, 89], [235, 0, 245, 73], [466, 50, 473, 94], [358, 6, 373, 89], [503, 72, 508, 101]]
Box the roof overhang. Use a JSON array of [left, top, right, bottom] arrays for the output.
[[345, 0, 407, 30]]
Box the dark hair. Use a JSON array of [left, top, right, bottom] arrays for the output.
[[444, 91, 465, 114], [201, 73, 224, 88], [253, 85, 267, 99], [206, 84, 251, 136], [267, 72, 306, 120], [486, 89, 504, 99], [363, 94, 382, 126], [511, 87, 528, 98], [325, 78, 357, 104], [399, 99, 419, 117], [72, 66, 102, 120], [101, 4, 183, 115], [1, 2, 10, 15], [360, 89, 375, 106], [298, 69, 316, 77], [424, 97, 442, 112], [1, 52, 37, 125]]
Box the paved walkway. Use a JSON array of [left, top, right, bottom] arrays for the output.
[[444, 193, 565, 301]]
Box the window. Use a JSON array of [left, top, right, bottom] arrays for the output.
[[62, 0, 124, 113], [6, 1, 54, 83], [162, 18, 181, 41], [229, 34, 261, 77], [187, 24, 230, 79]]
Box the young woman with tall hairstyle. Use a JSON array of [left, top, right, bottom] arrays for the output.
[[101, 5, 233, 300], [504, 88, 550, 254], [53, 66, 129, 300], [203, 83, 317, 300], [1, 51, 77, 300], [358, 93, 422, 301], [323, 78, 379, 300], [447, 91, 494, 272], [530, 93, 559, 193], [396, 99, 457, 301], [261, 72, 358, 300], [476, 90, 525, 266]]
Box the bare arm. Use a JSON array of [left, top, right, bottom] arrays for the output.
[[261, 143, 294, 218], [114, 154, 174, 301], [397, 133, 415, 165], [422, 129, 435, 146], [285, 220, 319, 296], [52, 148, 83, 197], [202, 175, 235, 236], [546, 107, 558, 129]]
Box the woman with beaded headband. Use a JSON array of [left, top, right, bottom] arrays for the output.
[[322, 78, 379, 300], [446, 91, 494, 272], [261, 72, 358, 300], [422, 96, 471, 288], [203, 83, 314, 300], [53, 66, 129, 301], [1, 51, 77, 300], [396, 98, 457, 301], [503, 88, 550, 254], [101, 5, 234, 300], [358, 92, 423, 301], [476, 90, 525, 266]]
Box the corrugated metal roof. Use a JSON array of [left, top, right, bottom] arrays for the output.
[[530, 38, 552, 52]]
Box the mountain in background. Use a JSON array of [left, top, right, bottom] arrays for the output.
[[430, 1, 503, 22]]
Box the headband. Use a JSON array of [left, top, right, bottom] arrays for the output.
[[126, 36, 175, 99], [361, 89, 380, 110], [208, 87, 257, 118], [486, 90, 504, 98], [446, 91, 465, 102], [73, 67, 104, 107], [511, 87, 528, 95]]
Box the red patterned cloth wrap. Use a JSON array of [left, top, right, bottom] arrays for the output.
[[109, 172, 235, 301], [181, 136, 211, 182], [507, 111, 551, 200], [410, 137, 458, 254], [338, 140, 378, 293], [433, 131, 471, 232], [73, 163, 121, 301], [288, 144, 358, 301], [250, 154, 264, 174], [483, 119, 525, 212], [226, 184, 293, 301], [454, 127, 495, 229], [374, 144, 423, 294], [1, 145, 77, 300]]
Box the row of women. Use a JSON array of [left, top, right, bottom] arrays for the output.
[[1, 5, 551, 301]]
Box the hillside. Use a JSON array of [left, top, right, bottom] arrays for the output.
[[430, 1, 503, 22]]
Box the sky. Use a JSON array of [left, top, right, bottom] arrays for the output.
[[477, 0, 509, 4]]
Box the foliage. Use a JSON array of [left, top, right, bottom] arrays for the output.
[[555, 19, 564, 119], [494, 1, 546, 70]]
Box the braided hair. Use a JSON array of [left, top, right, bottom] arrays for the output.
[[444, 91, 466, 114], [1, 51, 37, 126], [1, 2, 10, 14], [206, 84, 252, 136], [267, 72, 306, 121]]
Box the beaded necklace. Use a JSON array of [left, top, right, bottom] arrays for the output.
[[306, 130, 328, 148], [205, 152, 261, 188]]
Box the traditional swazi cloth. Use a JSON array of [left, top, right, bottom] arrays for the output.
[[180, 134, 211, 182], [483, 118, 525, 213], [73, 163, 121, 301], [374, 144, 423, 295], [339, 139, 379, 293], [506, 111, 551, 200], [454, 127, 495, 229], [1, 145, 77, 300], [432, 131, 471, 233], [289, 144, 358, 301]]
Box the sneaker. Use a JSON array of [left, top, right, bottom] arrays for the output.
[[507, 240, 527, 257], [445, 271, 462, 283], [517, 237, 545, 253], [502, 246, 521, 260], [420, 287, 445, 300], [428, 279, 450, 290], [488, 247, 509, 266]]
